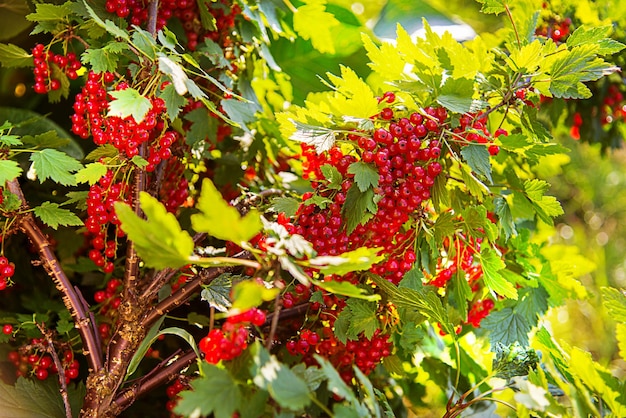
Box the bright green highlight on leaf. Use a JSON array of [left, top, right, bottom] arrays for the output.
[[0, 160, 22, 184], [479, 248, 517, 299], [191, 178, 262, 243], [293, 0, 340, 54], [107, 88, 153, 123], [231, 280, 280, 311], [306, 246, 384, 276], [115, 192, 194, 270]]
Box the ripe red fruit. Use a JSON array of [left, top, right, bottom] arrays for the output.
[[2, 324, 13, 335]]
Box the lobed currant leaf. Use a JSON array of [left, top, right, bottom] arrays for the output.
[[306, 246, 384, 277], [75, 162, 108, 185], [107, 88, 153, 123], [201, 273, 238, 312], [115, 192, 195, 270], [230, 280, 279, 311], [191, 178, 262, 244], [29, 148, 82, 186], [0, 43, 32, 68], [321, 164, 342, 190], [175, 363, 242, 418], [347, 161, 378, 192], [293, 0, 340, 54], [0, 160, 22, 184], [33, 201, 83, 230], [479, 248, 517, 299]]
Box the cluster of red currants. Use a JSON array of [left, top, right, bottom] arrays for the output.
[[165, 375, 190, 417], [7, 342, 79, 383], [104, 0, 242, 52], [0, 255, 15, 290], [31, 43, 81, 94], [535, 2, 572, 44], [71, 72, 179, 166], [453, 112, 505, 156], [85, 170, 130, 273], [93, 278, 123, 343], [198, 307, 266, 364], [297, 102, 446, 284]]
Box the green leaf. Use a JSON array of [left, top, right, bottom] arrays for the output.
[[337, 298, 379, 340], [370, 274, 455, 336], [75, 162, 108, 185], [321, 164, 342, 190], [270, 197, 300, 218], [347, 162, 378, 192], [568, 347, 626, 416], [481, 307, 531, 347], [475, 0, 506, 15], [85, 144, 118, 161], [313, 355, 359, 404], [157, 82, 187, 121], [436, 78, 480, 114], [114, 192, 195, 269], [567, 25, 625, 56], [523, 179, 563, 225], [494, 197, 516, 239], [293, 0, 340, 54], [0, 159, 22, 184], [601, 287, 626, 323], [30, 149, 82, 186], [479, 248, 517, 299], [81, 43, 128, 74], [460, 145, 492, 183], [195, 0, 217, 31], [342, 184, 376, 234], [252, 345, 311, 410], [126, 317, 165, 377], [221, 99, 260, 131], [107, 88, 153, 123], [183, 107, 217, 145], [312, 278, 380, 302], [175, 363, 242, 418], [0, 43, 32, 68], [201, 273, 237, 312], [191, 178, 262, 243], [231, 280, 280, 311], [306, 246, 384, 276], [0, 376, 86, 418], [617, 323, 626, 360], [26, 2, 73, 22], [288, 120, 337, 154], [492, 342, 539, 379], [33, 202, 83, 230]]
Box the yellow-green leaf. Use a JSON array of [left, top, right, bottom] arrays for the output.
[[191, 178, 262, 243], [114, 193, 194, 269]]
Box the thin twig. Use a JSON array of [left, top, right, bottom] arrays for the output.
[[266, 292, 281, 350], [140, 252, 251, 328], [37, 323, 72, 418], [6, 180, 103, 372], [112, 349, 197, 412]]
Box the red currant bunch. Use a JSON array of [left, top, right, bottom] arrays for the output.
[[0, 255, 16, 291], [198, 308, 266, 364], [7, 343, 80, 383], [165, 375, 190, 418], [31, 43, 80, 94]]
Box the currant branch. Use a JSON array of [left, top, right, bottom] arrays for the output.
[[141, 251, 252, 329], [36, 323, 73, 418], [112, 349, 197, 413], [6, 179, 103, 372]]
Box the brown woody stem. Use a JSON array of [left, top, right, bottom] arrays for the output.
[[37, 323, 72, 418], [6, 180, 103, 372], [112, 349, 198, 413]]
